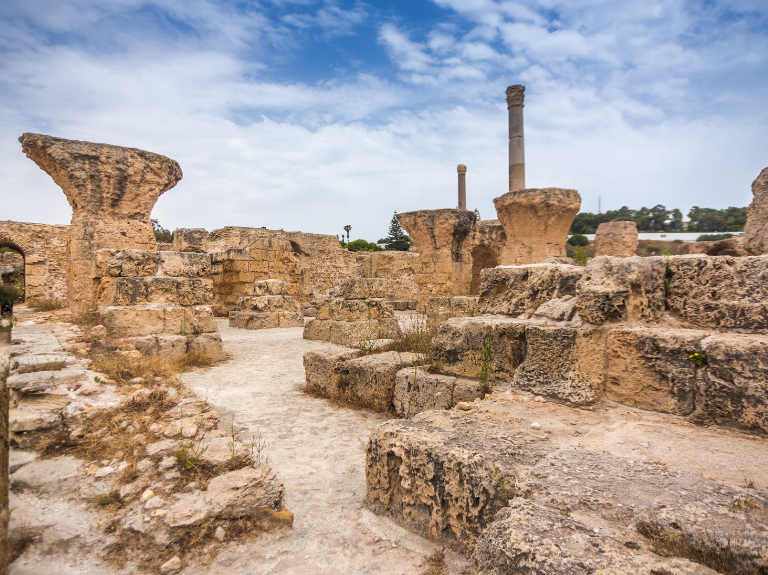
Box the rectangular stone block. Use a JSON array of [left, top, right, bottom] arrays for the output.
[[132, 334, 188, 361], [512, 325, 605, 405], [146, 277, 179, 304], [315, 298, 394, 322], [188, 333, 226, 362], [303, 348, 362, 397], [303, 318, 329, 341], [158, 251, 211, 278], [479, 263, 584, 316], [340, 352, 421, 412], [667, 255, 768, 329], [277, 311, 304, 327], [575, 256, 666, 324], [92, 249, 160, 278], [393, 367, 483, 418], [229, 311, 279, 330], [705, 333, 768, 433], [177, 278, 213, 306], [433, 317, 527, 381], [605, 327, 711, 416], [338, 278, 388, 299], [100, 305, 165, 337], [112, 277, 148, 306], [248, 260, 269, 273], [253, 279, 289, 296]]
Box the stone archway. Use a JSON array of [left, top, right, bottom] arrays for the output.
[[470, 244, 498, 295], [0, 228, 32, 303]]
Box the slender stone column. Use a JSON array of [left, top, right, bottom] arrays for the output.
[[506, 85, 525, 191], [457, 164, 467, 210]]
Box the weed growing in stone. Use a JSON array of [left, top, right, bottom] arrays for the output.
[[687, 351, 708, 367], [175, 436, 209, 469], [27, 298, 64, 312], [573, 245, 589, 266]]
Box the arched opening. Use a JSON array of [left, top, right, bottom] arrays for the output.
[[470, 245, 498, 295], [0, 240, 25, 312]]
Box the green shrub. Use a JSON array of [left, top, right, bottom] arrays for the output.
[[567, 234, 589, 247], [696, 233, 733, 242], [345, 239, 383, 252]]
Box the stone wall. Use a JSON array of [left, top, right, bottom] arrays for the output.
[[0, 221, 70, 303]]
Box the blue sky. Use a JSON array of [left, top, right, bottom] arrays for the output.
[[1, 0, 767, 242]]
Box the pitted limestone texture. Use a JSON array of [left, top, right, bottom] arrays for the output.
[[593, 220, 639, 257], [493, 187, 581, 265], [426, 296, 479, 317], [393, 367, 483, 418], [19, 133, 182, 310], [228, 279, 303, 330], [92, 249, 224, 361], [744, 166, 768, 255]]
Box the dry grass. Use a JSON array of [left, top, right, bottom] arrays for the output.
[[17, 360, 68, 374], [637, 520, 760, 575], [378, 310, 453, 366], [71, 303, 102, 328], [27, 299, 65, 312], [419, 550, 447, 575], [90, 351, 175, 385]]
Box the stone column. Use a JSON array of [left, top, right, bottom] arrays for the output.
[[19, 133, 182, 311], [457, 164, 467, 210], [594, 221, 638, 257], [397, 209, 476, 299], [506, 85, 525, 191], [493, 188, 581, 265]]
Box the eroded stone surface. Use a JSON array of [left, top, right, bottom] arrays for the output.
[[744, 167, 768, 255], [493, 188, 581, 265], [393, 367, 483, 418], [594, 220, 639, 257]]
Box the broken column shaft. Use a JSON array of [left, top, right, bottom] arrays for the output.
[[457, 164, 467, 210], [506, 85, 525, 191]]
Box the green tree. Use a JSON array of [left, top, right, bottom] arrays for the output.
[[343, 225, 351, 242], [377, 212, 410, 251], [345, 239, 384, 252], [567, 234, 589, 247], [151, 219, 173, 243]]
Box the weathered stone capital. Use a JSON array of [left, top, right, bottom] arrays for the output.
[[457, 164, 467, 174], [506, 85, 525, 108]]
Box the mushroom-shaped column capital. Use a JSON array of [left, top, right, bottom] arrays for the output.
[[397, 209, 476, 257], [493, 188, 581, 265]]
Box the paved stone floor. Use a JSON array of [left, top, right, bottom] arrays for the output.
[[180, 320, 464, 575]]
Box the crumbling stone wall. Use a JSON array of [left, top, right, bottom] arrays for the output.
[[0, 221, 69, 303], [92, 249, 225, 361]]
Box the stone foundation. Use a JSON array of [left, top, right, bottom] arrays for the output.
[[228, 279, 304, 329]]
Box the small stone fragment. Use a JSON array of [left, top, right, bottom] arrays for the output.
[[534, 396, 546, 403], [530, 422, 541, 430], [141, 488, 155, 501], [87, 464, 99, 475], [94, 466, 114, 477], [145, 495, 165, 510], [456, 402, 471, 411], [160, 556, 181, 575], [136, 459, 154, 473], [215, 526, 226, 541], [159, 456, 176, 471]]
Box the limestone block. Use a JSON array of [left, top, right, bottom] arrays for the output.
[[365, 411, 553, 551], [677, 236, 749, 257], [132, 334, 188, 361], [159, 251, 211, 278], [253, 279, 289, 296], [316, 298, 393, 321], [7, 367, 86, 394], [339, 352, 421, 412], [338, 278, 387, 299], [705, 333, 768, 433], [186, 306, 217, 334], [593, 221, 639, 257], [229, 311, 277, 329], [92, 249, 160, 278], [605, 327, 710, 416], [479, 263, 583, 316], [9, 409, 61, 432], [432, 317, 527, 380], [112, 277, 148, 306], [172, 228, 208, 253], [277, 311, 304, 327], [389, 300, 417, 311], [531, 295, 577, 321], [176, 279, 213, 306], [393, 367, 483, 418], [744, 167, 768, 254], [512, 325, 605, 405], [576, 256, 666, 324], [427, 296, 479, 317], [100, 305, 165, 337], [235, 296, 287, 313], [493, 188, 581, 265], [146, 277, 179, 304], [667, 255, 768, 329], [303, 349, 362, 397], [303, 318, 398, 346], [188, 333, 226, 362]]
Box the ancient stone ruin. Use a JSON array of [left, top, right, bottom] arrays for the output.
[[2, 85, 768, 575]]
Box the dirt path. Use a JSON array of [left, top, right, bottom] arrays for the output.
[[180, 320, 456, 575]]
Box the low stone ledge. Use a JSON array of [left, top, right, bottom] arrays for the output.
[[229, 311, 303, 330], [303, 318, 399, 347], [303, 348, 362, 398], [341, 352, 421, 412], [393, 367, 483, 418]]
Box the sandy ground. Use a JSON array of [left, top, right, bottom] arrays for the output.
[[179, 320, 466, 575]]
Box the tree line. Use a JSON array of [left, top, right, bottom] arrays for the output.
[[569, 205, 747, 234], [341, 213, 410, 252]]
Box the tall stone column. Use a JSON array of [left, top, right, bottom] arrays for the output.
[[457, 164, 467, 210], [19, 133, 182, 311], [506, 85, 525, 191]]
